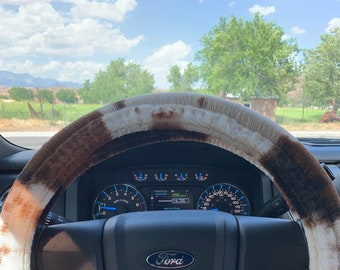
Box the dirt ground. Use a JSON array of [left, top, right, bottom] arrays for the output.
[[282, 122, 340, 131], [0, 118, 64, 132], [2, 118, 340, 132]]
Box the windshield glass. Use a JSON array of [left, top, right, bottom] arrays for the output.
[[1, 1, 339, 149]]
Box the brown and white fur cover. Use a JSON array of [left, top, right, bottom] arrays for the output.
[[0, 93, 339, 269]]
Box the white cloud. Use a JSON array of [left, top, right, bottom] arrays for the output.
[[69, 0, 137, 22], [0, 2, 143, 58], [143, 41, 192, 89], [228, 2, 236, 7], [291, 26, 306, 35], [0, 0, 51, 4], [0, 3, 64, 45], [56, 61, 105, 83], [0, 59, 105, 83], [249, 5, 275, 16], [0, 1, 143, 86], [326, 17, 340, 32], [0, 59, 34, 73]]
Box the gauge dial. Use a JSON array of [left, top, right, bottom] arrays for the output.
[[93, 184, 146, 219], [197, 183, 250, 215]]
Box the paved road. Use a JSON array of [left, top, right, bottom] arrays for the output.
[[3, 131, 340, 149], [2, 132, 57, 149], [291, 131, 340, 138]]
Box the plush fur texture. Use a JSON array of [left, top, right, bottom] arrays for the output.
[[0, 93, 339, 269]]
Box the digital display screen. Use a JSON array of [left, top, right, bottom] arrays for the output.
[[151, 189, 193, 210]]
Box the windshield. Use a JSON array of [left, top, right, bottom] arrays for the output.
[[0, 1, 339, 149]]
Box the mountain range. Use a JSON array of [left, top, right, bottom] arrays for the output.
[[0, 71, 82, 88]]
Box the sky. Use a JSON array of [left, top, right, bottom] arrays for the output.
[[0, 0, 339, 89]]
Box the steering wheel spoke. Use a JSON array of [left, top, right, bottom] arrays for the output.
[[36, 211, 307, 270], [36, 219, 106, 270]]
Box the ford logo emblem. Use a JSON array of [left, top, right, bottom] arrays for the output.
[[146, 250, 194, 269]]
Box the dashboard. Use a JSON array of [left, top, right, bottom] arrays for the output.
[[1, 139, 340, 223], [74, 141, 266, 221]]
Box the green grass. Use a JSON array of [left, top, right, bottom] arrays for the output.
[[275, 107, 324, 124], [0, 100, 327, 126], [0, 101, 101, 123]]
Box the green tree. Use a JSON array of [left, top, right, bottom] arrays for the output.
[[168, 65, 182, 91], [78, 59, 155, 103], [38, 89, 54, 104], [196, 15, 299, 101], [125, 61, 155, 97], [56, 89, 77, 103], [78, 80, 92, 103], [8, 87, 34, 101], [167, 63, 199, 92], [304, 28, 340, 107]]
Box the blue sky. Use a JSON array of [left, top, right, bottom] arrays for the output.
[[0, 0, 339, 89]]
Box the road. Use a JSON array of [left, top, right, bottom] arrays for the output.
[[2, 132, 57, 149], [2, 131, 340, 149]]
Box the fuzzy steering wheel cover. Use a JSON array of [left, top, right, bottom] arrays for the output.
[[0, 93, 339, 270]]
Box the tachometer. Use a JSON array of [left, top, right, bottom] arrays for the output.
[[197, 183, 250, 215], [93, 184, 146, 219]]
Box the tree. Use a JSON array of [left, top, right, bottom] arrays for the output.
[[304, 28, 340, 107], [196, 15, 299, 101], [78, 59, 155, 103], [167, 63, 199, 92], [125, 61, 155, 97], [56, 89, 77, 103], [78, 80, 92, 103], [38, 89, 54, 104], [168, 65, 182, 91], [8, 87, 34, 101]]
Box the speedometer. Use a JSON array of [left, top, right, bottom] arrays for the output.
[[93, 184, 146, 219], [197, 183, 250, 215]]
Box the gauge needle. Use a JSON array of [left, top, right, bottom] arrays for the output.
[[100, 206, 117, 211]]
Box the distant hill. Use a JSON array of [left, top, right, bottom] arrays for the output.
[[0, 71, 82, 88]]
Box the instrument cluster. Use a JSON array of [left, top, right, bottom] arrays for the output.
[[75, 141, 265, 221], [78, 165, 260, 220]]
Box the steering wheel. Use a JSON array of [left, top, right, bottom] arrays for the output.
[[0, 93, 339, 270]]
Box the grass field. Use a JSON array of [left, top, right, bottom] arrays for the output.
[[275, 107, 324, 124], [0, 100, 337, 132], [0, 101, 100, 122]]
